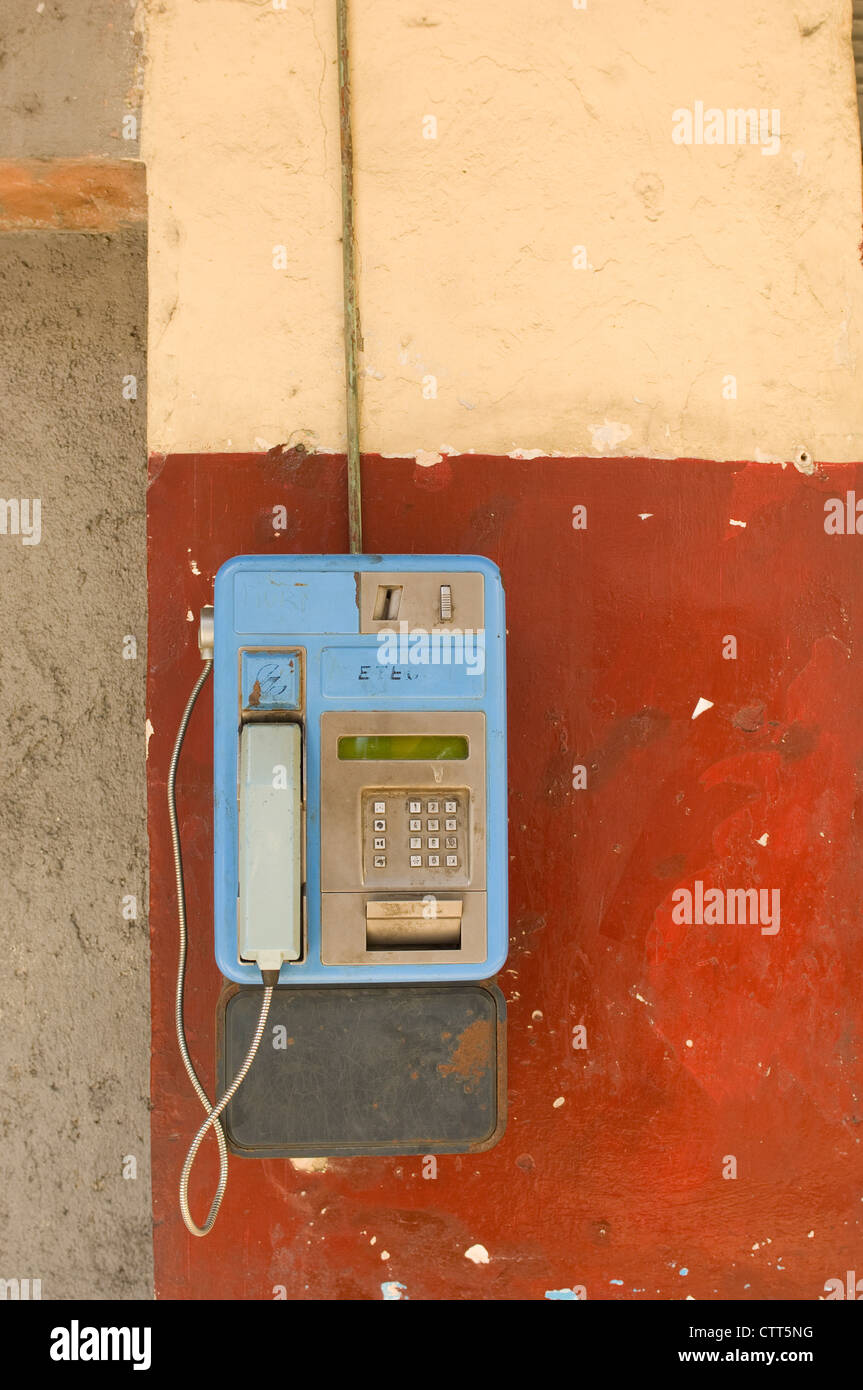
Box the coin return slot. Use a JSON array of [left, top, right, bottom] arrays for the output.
[[365, 900, 462, 951], [373, 585, 403, 621]]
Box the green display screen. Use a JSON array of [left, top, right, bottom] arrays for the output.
[[338, 734, 469, 761]]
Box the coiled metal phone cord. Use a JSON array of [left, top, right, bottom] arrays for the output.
[[168, 658, 274, 1237]]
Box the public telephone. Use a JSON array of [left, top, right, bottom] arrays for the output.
[[172, 554, 507, 1235], [213, 554, 507, 981]]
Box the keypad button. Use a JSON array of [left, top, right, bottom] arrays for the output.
[[410, 854, 422, 867], [427, 801, 439, 813], [446, 855, 458, 867], [374, 837, 386, 850], [373, 855, 386, 868], [427, 819, 439, 831], [428, 837, 439, 849], [409, 801, 421, 813], [428, 855, 440, 867], [410, 837, 421, 849], [409, 818, 421, 831], [444, 801, 457, 813], [374, 801, 386, 814], [445, 819, 457, 831], [374, 819, 386, 832], [445, 836, 457, 849]]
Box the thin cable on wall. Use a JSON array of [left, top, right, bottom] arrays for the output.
[[337, 0, 363, 553]]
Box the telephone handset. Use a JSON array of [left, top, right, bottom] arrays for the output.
[[171, 556, 507, 1233]]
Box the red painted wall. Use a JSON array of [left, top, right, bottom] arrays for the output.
[[148, 452, 863, 1300]]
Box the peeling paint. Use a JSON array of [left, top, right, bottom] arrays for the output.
[[464, 1244, 490, 1265], [381, 1281, 408, 1300], [289, 1156, 328, 1174]]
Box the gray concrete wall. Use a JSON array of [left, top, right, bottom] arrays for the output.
[[0, 0, 150, 1302], [0, 0, 142, 159]]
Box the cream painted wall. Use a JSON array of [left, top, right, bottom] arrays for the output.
[[144, 0, 863, 463]]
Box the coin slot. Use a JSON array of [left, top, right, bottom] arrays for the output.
[[373, 585, 403, 621], [365, 899, 462, 950]]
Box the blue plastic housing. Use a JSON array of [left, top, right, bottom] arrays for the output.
[[212, 554, 507, 984]]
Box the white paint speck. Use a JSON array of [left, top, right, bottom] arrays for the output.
[[808, 1230, 814, 1238], [189, 559, 201, 576], [638, 512, 653, 520], [464, 1244, 490, 1265], [370, 1236, 377, 1245], [756, 833, 769, 846], [380, 1250, 390, 1261], [145, 719, 154, 757], [381, 1281, 408, 1300], [685, 1039, 694, 1048], [186, 609, 194, 622], [289, 1156, 328, 1173], [691, 697, 714, 721], [531, 1010, 543, 1021], [553, 1096, 565, 1108], [729, 518, 747, 528]]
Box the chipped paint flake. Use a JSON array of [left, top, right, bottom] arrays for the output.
[[638, 512, 653, 520], [381, 1281, 408, 1300], [553, 1096, 565, 1108], [289, 1156, 328, 1173], [729, 518, 747, 527], [145, 719, 154, 757], [414, 449, 443, 468], [756, 832, 769, 846], [691, 697, 714, 720], [464, 1243, 490, 1265]]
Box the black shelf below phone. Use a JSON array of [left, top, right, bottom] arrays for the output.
[[217, 981, 506, 1157]]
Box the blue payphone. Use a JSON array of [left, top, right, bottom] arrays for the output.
[[171, 554, 506, 1234]]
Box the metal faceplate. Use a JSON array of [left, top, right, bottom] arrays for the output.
[[212, 554, 507, 985]]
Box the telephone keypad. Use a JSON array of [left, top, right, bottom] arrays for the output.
[[362, 789, 469, 882]]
